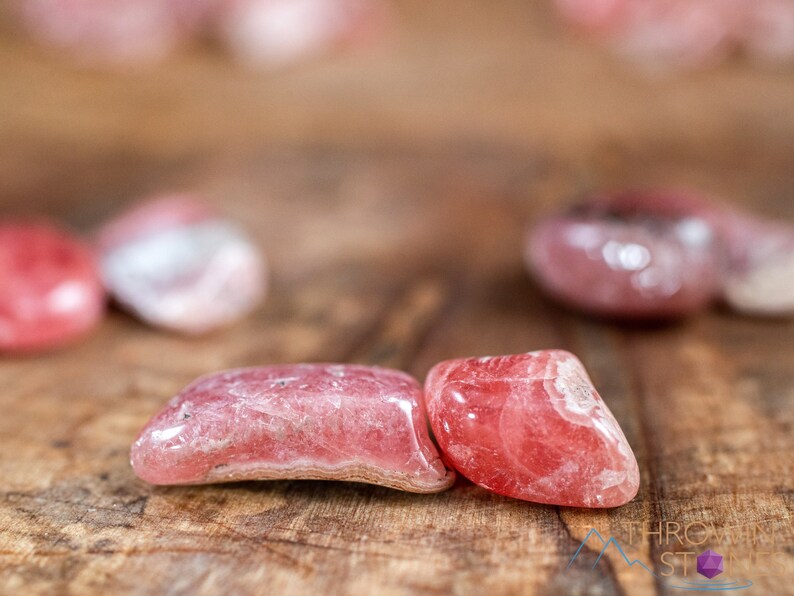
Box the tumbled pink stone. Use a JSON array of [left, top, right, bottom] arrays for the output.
[[719, 221, 794, 316], [0, 221, 105, 353], [424, 350, 640, 508], [605, 189, 794, 316], [555, 0, 794, 69], [740, 0, 794, 63], [97, 194, 266, 335], [131, 364, 454, 493], [526, 198, 719, 319], [555, 0, 734, 70], [217, 0, 390, 67], [16, 0, 213, 66]]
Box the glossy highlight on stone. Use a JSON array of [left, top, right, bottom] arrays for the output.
[[0, 221, 105, 353], [526, 197, 719, 319], [424, 350, 640, 508], [97, 194, 266, 334], [131, 364, 454, 493]]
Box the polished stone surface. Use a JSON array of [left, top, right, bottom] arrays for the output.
[[131, 363, 455, 493], [424, 350, 640, 508]]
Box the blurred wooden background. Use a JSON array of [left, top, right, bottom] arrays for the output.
[[0, 1, 792, 594]]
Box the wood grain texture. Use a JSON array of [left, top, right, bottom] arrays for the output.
[[0, 2, 792, 595]]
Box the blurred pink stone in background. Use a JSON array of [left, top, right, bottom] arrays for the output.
[[15, 0, 392, 68], [526, 198, 720, 319], [17, 0, 212, 66], [218, 0, 392, 67], [554, 0, 794, 69], [97, 194, 267, 335], [0, 222, 105, 353], [604, 190, 794, 316]]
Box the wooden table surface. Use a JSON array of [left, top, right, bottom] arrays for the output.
[[1, 2, 793, 595]]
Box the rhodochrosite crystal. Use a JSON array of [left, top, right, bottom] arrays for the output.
[[217, 0, 390, 67], [526, 198, 719, 319], [0, 222, 105, 353], [97, 194, 266, 334], [131, 364, 454, 492], [424, 351, 640, 508]]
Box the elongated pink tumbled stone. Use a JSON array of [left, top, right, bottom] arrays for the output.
[[131, 364, 455, 493], [425, 350, 640, 508], [97, 194, 266, 335], [0, 221, 105, 353]]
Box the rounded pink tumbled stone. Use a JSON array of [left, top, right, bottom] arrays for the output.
[[424, 350, 640, 508], [131, 364, 455, 493], [603, 189, 794, 316], [526, 198, 720, 319], [96, 194, 267, 335], [0, 221, 105, 353]]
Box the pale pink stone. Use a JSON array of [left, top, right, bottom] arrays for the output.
[[555, 0, 794, 69], [97, 194, 266, 334], [526, 198, 719, 319], [217, 0, 390, 67], [0, 221, 105, 353], [737, 0, 794, 62], [16, 0, 214, 66], [614, 0, 734, 70], [424, 350, 640, 508], [719, 223, 794, 315], [131, 364, 455, 493]]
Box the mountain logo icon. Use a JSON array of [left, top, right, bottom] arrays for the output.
[[567, 528, 656, 575]]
